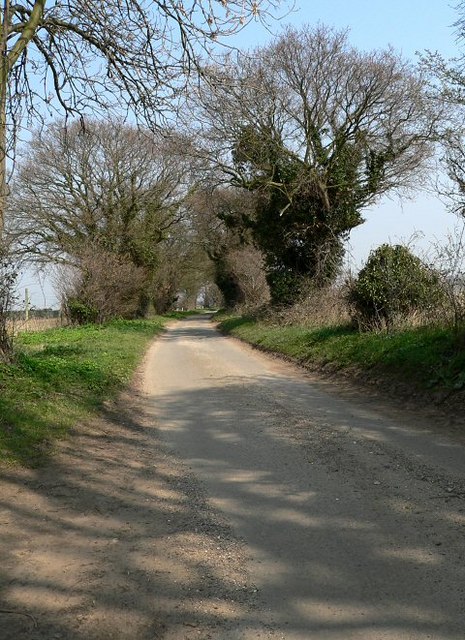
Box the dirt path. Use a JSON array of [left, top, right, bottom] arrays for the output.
[[0, 377, 253, 639], [1, 316, 465, 639]]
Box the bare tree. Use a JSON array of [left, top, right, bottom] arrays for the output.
[[437, 130, 465, 217], [10, 118, 204, 314], [428, 225, 465, 330], [420, 2, 465, 266], [423, 1, 465, 220], [11, 119, 198, 261], [188, 24, 444, 303], [0, 0, 290, 237]]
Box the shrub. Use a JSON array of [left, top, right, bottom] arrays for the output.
[[266, 269, 306, 307], [60, 247, 149, 324], [348, 244, 443, 330], [66, 298, 99, 325]]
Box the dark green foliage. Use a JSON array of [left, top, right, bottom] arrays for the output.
[[348, 244, 443, 329], [213, 256, 245, 308], [66, 298, 99, 325], [265, 269, 305, 306], [229, 127, 363, 304]]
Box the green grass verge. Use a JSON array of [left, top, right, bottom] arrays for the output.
[[218, 315, 465, 395], [0, 318, 166, 467]]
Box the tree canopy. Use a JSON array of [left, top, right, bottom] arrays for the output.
[[2, 1, 288, 123], [421, 2, 465, 221], [11, 119, 198, 261], [189, 24, 443, 303], [9, 119, 206, 315], [0, 0, 289, 235]]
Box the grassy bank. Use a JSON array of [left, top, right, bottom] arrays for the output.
[[0, 318, 166, 466], [218, 315, 465, 397]]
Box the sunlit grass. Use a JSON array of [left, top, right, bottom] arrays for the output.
[[218, 315, 465, 394], [0, 318, 166, 466]]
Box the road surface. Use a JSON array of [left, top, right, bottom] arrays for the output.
[[143, 315, 465, 640], [1, 315, 464, 640]]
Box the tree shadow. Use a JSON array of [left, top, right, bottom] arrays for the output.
[[0, 353, 464, 638], [145, 368, 465, 639]]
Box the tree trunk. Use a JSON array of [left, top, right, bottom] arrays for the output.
[[0, 0, 9, 241]]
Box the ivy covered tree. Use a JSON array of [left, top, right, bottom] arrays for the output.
[[190, 25, 443, 304]]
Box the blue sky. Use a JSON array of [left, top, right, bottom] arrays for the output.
[[244, 0, 459, 59], [18, 0, 464, 307]]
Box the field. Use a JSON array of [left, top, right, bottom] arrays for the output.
[[8, 317, 63, 334]]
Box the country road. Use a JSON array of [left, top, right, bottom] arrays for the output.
[[1, 315, 464, 640], [144, 315, 465, 639]]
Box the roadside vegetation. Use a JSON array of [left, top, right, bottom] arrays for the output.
[[1, 3, 465, 465], [218, 314, 465, 396], [0, 318, 166, 467], [218, 249, 465, 406]]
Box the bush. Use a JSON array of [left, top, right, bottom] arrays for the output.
[[348, 244, 443, 330], [66, 298, 99, 325], [60, 247, 149, 324], [266, 269, 306, 307]]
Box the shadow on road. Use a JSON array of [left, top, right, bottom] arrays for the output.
[[146, 374, 465, 639], [1, 318, 464, 639], [0, 389, 255, 639]]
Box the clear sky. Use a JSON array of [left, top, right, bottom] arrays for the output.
[[241, 0, 459, 59], [17, 0, 464, 307]]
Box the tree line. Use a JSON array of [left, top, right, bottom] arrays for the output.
[[2, 2, 465, 354]]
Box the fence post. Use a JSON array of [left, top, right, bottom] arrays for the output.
[[24, 287, 30, 322]]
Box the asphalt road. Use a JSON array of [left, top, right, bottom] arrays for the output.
[[144, 315, 465, 640]]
